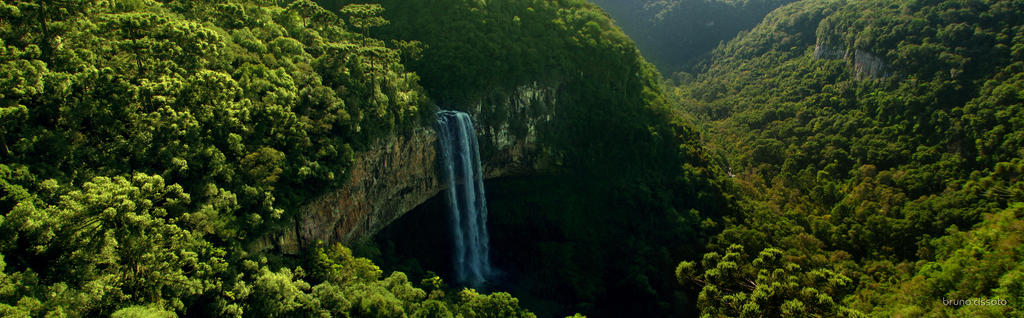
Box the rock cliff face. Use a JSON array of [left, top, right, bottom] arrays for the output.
[[852, 49, 889, 79], [813, 37, 890, 80], [263, 83, 559, 254], [467, 82, 559, 178], [812, 42, 844, 60]]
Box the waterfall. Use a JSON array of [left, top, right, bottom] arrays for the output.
[[436, 110, 493, 286]]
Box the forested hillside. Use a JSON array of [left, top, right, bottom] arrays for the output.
[[0, 0, 725, 317], [318, 0, 729, 315], [6, 0, 1020, 316], [672, 0, 1024, 316], [0, 0, 542, 316], [588, 0, 794, 74]]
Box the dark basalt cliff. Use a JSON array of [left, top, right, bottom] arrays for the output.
[[259, 83, 559, 254]]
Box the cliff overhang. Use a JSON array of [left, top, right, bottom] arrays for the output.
[[259, 83, 559, 254]]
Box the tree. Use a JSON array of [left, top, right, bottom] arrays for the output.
[[339, 4, 388, 41], [677, 245, 863, 317], [0, 173, 227, 315], [111, 304, 177, 318], [454, 288, 536, 318], [247, 267, 318, 317]]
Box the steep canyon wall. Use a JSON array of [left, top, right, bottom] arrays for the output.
[[259, 83, 559, 254]]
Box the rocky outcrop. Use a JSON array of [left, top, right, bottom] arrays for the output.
[[468, 82, 558, 178], [852, 49, 889, 79], [814, 35, 890, 80], [813, 43, 844, 60], [294, 128, 441, 252], [263, 83, 559, 253]]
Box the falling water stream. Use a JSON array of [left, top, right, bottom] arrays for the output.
[[436, 110, 493, 286]]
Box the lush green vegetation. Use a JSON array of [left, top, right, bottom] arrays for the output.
[[1, 0, 724, 316], [324, 0, 729, 316], [7, 0, 1020, 316], [0, 0, 552, 315], [671, 0, 1024, 316]]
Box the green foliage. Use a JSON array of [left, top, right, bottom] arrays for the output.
[[1, 0, 427, 245], [454, 288, 536, 318], [310, 242, 382, 286], [339, 3, 388, 37], [672, 0, 1024, 316], [357, 0, 720, 191], [111, 305, 177, 318], [678, 245, 862, 317], [0, 173, 224, 315], [327, 0, 730, 316], [849, 204, 1024, 316], [0, 0, 529, 316]]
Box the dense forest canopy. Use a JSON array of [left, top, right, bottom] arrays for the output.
[[1, 0, 520, 315], [671, 0, 1024, 316], [0, 0, 720, 316], [2, 0, 1023, 316], [316, 0, 729, 316]]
